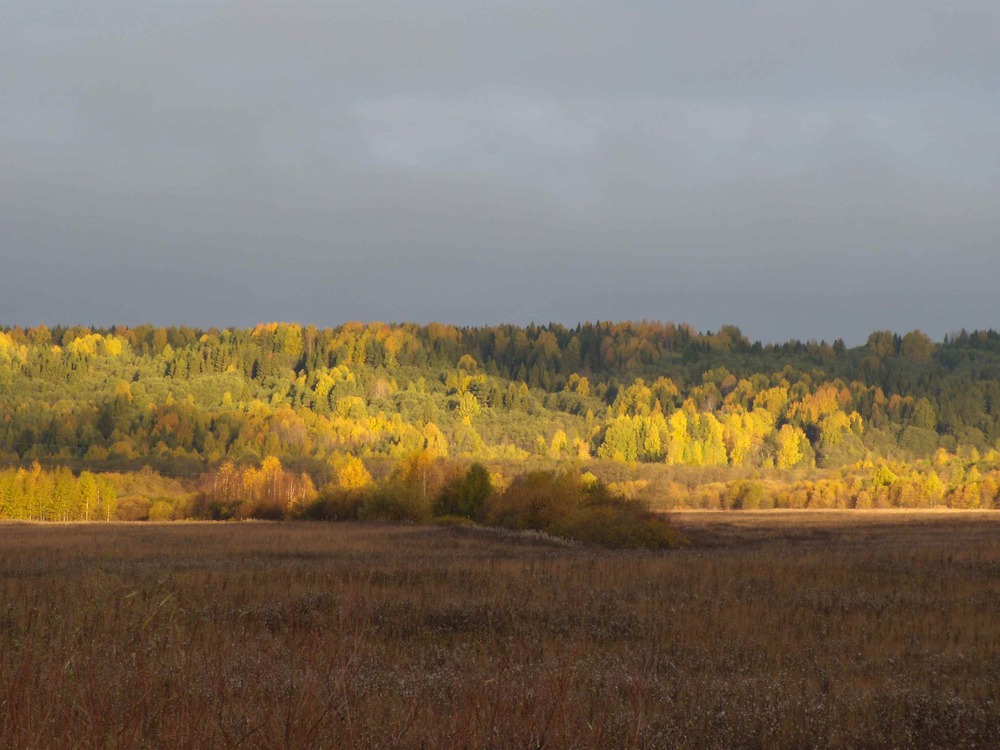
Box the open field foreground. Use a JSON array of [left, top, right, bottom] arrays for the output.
[[2, 516, 1000, 748]]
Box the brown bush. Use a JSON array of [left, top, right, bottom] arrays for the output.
[[484, 470, 686, 549]]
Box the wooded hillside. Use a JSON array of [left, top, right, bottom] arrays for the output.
[[3, 321, 1000, 519]]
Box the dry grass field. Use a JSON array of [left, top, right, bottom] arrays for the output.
[[2, 513, 1000, 748]]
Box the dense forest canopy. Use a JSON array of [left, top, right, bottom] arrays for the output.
[[2, 320, 1000, 520]]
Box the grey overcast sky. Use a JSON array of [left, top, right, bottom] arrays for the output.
[[2, 1, 998, 344]]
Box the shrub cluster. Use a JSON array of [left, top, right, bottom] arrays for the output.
[[299, 461, 686, 549], [481, 470, 687, 549]]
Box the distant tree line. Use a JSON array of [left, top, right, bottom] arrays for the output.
[[1, 320, 1000, 520]]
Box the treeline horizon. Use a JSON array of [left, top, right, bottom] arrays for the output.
[[3, 319, 1000, 520]]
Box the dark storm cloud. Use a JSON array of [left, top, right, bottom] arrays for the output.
[[2, 1, 998, 343]]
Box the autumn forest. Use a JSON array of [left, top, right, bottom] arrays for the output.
[[2, 321, 1000, 529]]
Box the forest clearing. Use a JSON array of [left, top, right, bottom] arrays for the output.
[[2, 513, 998, 748]]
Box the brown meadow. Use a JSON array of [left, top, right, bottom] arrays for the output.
[[2, 513, 1000, 748]]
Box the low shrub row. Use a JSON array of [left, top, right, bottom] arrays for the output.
[[301, 464, 686, 549]]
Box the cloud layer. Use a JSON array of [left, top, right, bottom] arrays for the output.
[[3, 1, 998, 343]]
